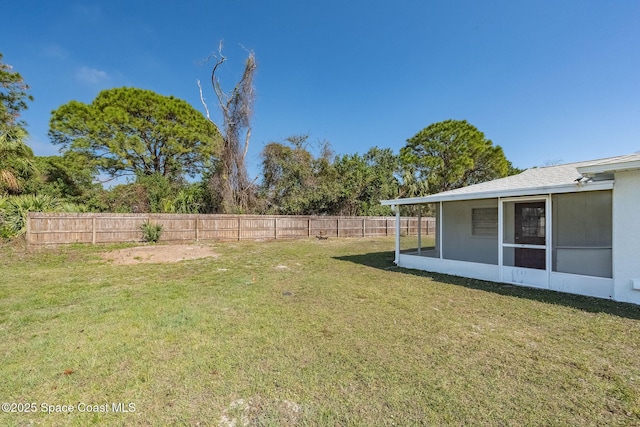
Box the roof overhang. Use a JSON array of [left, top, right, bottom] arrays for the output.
[[381, 180, 614, 205], [577, 160, 640, 175]]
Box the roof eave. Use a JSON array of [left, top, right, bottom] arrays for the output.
[[381, 196, 430, 206], [578, 160, 640, 175], [381, 180, 613, 205]]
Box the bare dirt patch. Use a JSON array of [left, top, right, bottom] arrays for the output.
[[102, 244, 218, 265]]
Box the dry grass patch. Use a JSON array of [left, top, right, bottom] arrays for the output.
[[101, 243, 218, 265]]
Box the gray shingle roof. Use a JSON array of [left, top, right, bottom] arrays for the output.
[[382, 153, 640, 205], [435, 161, 589, 197]]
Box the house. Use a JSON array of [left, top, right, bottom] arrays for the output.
[[381, 153, 640, 305]]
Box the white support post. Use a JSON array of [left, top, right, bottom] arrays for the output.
[[394, 205, 400, 264], [438, 202, 443, 259], [417, 206, 422, 255], [498, 197, 503, 282], [546, 194, 552, 282]]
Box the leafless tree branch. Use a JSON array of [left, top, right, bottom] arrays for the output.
[[196, 79, 211, 122], [200, 41, 257, 213], [243, 127, 251, 161], [211, 41, 228, 115]]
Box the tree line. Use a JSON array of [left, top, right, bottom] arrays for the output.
[[1, 50, 519, 238]]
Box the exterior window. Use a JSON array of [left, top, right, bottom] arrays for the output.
[[472, 208, 498, 237], [517, 204, 545, 241]]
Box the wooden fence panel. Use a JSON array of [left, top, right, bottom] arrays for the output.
[[198, 217, 239, 241], [275, 217, 309, 239], [27, 214, 93, 244], [338, 218, 364, 237], [154, 216, 197, 241], [26, 213, 435, 245], [309, 218, 339, 237], [241, 217, 276, 240], [96, 216, 144, 243], [364, 218, 387, 237]]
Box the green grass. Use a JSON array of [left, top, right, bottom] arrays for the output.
[[1, 237, 639, 426]]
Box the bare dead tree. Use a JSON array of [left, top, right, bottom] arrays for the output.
[[198, 42, 257, 213]]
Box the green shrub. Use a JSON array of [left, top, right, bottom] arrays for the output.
[[140, 220, 163, 243], [1, 194, 55, 237], [0, 194, 89, 239]]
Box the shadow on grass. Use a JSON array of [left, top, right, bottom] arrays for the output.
[[334, 251, 640, 321]]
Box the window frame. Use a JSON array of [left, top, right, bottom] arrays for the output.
[[472, 207, 498, 237]]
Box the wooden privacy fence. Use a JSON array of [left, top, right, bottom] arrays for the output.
[[26, 212, 436, 245]]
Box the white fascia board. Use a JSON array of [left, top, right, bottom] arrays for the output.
[[381, 196, 430, 206], [577, 160, 640, 175], [380, 180, 613, 205]]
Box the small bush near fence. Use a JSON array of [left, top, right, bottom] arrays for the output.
[[140, 220, 163, 243], [26, 213, 435, 245]]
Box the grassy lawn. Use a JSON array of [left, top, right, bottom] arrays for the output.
[[1, 237, 639, 426]]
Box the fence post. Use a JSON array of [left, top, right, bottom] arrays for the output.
[[195, 216, 199, 241], [274, 217, 278, 240], [362, 218, 366, 237], [238, 216, 242, 241], [92, 215, 96, 244], [26, 212, 32, 244], [337, 218, 340, 237]]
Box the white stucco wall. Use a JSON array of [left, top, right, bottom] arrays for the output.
[[612, 169, 640, 304]]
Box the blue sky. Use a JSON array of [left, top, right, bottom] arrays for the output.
[[4, 0, 640, 179]]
